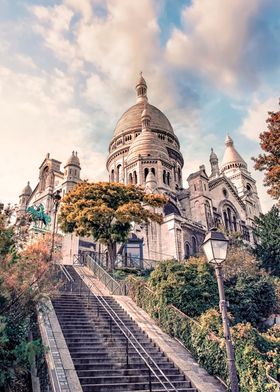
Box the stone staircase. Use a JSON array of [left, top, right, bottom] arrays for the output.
[[52, 266, 197, 392]]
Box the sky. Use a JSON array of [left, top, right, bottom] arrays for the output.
[[0, 0, 279, 212]]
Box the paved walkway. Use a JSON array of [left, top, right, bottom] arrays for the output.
[[74, 265, 227, 392]]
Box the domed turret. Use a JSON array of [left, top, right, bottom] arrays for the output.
[[66, 151, 81, 168], [19, 181, 32, 212], [126, 107, 169, 165], [21, 181, 32, 197], [220, 135, 247, 173], [64, 151, 81, 184], [107, 74, 183, 193]]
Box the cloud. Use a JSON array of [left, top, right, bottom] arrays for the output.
[[165, 0, 262, 90], [239, 96, 279, 141], [0, 0, 275, 215], [0, 65, 107, 205]]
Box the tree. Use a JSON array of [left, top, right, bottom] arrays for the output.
[[59, 182, 166, 270], [225, 274, 277, 327], [253, 206, 280, 277], [252, 104, 280, 203], [0, 214, 58, 390], [149, 258, 219, 317], [222, 239, 260, 281]]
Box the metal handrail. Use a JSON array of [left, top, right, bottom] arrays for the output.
[[65, 266, 178, 392], [86, 255, 125, 295], [267, 373, 280, 391]]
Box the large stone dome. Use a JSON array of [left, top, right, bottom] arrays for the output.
[[114, 101, 174, 137]]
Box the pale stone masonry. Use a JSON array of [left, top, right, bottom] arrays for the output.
[[18, 73, 262, 263]]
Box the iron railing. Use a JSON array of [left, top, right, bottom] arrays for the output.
[[85, 254, 126, 295], [62, 267, 178, 392]]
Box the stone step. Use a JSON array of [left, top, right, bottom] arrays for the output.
[[52, 266, 197, 392], [80, 381, 196, 392], [78, 374, 188, 385], [74, 362, 175, 371], [76, 368, 182, 377]]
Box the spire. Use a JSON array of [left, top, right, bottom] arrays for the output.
[[136, 72, 148, 103], [210, 147, 218, 163], [225, 134, 233, 147], [221, 134, 247, 173], [209, 148, 219, 177]]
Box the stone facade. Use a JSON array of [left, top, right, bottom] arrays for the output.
[[18, 152, 94, 263], [106, 75, 262, 263], [19, 74, 262, 265]]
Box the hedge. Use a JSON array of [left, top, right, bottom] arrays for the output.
[[127, 277, 280, 392]]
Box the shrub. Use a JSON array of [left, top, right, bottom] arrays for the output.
[[127, 276, 280, 391]]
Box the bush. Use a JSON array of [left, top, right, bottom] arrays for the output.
[[127, 276, 280, 391], [225, 274, 277, 327], [149, 258, 219, 317]]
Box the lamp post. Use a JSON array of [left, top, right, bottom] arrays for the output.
[[202, 229, 239, 392], [50, 190, 62, 262]]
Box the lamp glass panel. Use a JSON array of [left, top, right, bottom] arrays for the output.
[[211, 239, 228, 263], [202, 240, 214, 263]]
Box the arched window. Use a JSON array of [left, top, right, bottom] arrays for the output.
[[151, 167, 155, 176], [40, 166, 49, 191], [144, 168, 149, 181], [223, 204, 238, 232], [192, 236, 197, 255], [223, 211, 229, 231], [128, 173, 133, 184], [233, 215, 237, 232], [205, 201, 212, 228], [163, 170, 166, 184], [184, 242, 190, 260], [111, 169, 115, 182], [178, 167, 181, 183], [133, 171, 137, 184], [167, 172, 171, 186], [116, 164, 122, 182]]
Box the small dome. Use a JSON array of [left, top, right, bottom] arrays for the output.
[[221, 135, 247, 172], [21, 181, 32, 196], [66, 151, 80, 168], [126, 129, 169, 165], [114, 102, 174, 137]]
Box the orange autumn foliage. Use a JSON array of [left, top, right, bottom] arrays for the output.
[[0, 233, 61, 297], [252, 104, 280, 203]]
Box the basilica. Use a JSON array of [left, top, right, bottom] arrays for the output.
[[18, 74, 262, 264]]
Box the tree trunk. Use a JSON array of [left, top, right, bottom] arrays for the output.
[[107, 241, 116, 271]]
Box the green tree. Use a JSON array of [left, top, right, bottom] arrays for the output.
[[59, 182, 166, 270], [253, 206, 280, 277], [252, 105, 280, 203], [149, 258, 219, 317], [225, 274, 277, 327]]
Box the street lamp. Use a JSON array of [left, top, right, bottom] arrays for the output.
[[50, 190, 62, 263], [202, 229, 239, 392]]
